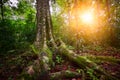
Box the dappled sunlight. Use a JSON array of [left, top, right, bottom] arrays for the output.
[[62, 0, 112, 45]]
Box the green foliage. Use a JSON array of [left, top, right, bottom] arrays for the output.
[[87, 68, 98, 80], [0, 0, 36, 54], [30, 45, 38, 54], [0, 20, 16, 52], [52, 14, 65, 37], [92, 46, 103, 51], [80, 45, 104, 52], [76, 69, 85, 80], [55, 55, 64, 64], [67, 45, 75, 50], [0, 0, 120, 55]]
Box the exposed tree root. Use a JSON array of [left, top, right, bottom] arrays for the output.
[[57, 40, 119, 80], [50, 70, 82, 80], [85, 55, 120, 64], [20, 40, 119, 80], [19, 45, 53, 80]]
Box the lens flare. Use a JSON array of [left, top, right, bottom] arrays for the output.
[[80, 12, 94, 24]]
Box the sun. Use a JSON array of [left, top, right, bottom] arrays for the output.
[[80, 12, 94, 24]]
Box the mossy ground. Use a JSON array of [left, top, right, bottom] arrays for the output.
[[0, 47, 120, 80]]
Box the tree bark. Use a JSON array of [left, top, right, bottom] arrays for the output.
[[46, 0, 57, 48], [29, 0, 53, 79], [34, 0, 44, 49]]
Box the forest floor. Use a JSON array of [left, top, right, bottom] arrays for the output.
[[0, 47, 120, 80]]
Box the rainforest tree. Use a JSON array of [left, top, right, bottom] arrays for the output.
[[0, 0, 120, 80], [20, 0, 119, 80]]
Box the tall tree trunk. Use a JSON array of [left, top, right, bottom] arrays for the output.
[[33, 0, 52, 79], [0, 0, 4, 20], [34, 0, 44, 49], [46, 0, 57, 48], [35, 0, 56, 49]]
